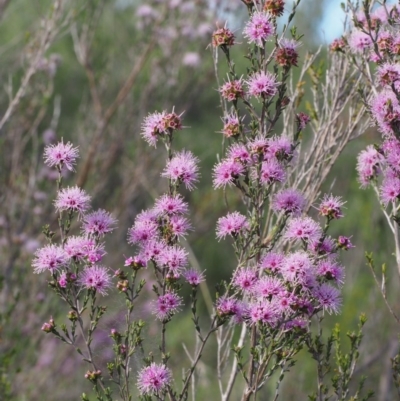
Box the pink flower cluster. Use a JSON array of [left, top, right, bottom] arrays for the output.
[[141, 110, 183, 147], [215, 193, 349, 329], [33, 141, 117, 296], [212, 135, 295, 189], [347, 5, 400, 206]]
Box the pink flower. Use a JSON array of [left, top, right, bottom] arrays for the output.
[[140, 239, 167, 261], [259, 252, 284, 272], [258, 159, 286, 185], [169, 215, 192, 238], [54, 186, 91, 215], [370, 90, 400, 135], [243, 11, 274, 47], [253, 276, 284, 298], [141, 111, 166, 146], [216, 211, 249, 239], [222, 114, 241, 137], [267, 135, 294, 160], [140, 111, 183, 147], [32, 244, 69, 273], [64, 236, 106, 263], [247, 301, 278, 326], [162, 150, 199, 190], [153, 292, 182, 321], [318, 194, 345, 219], [281, 251, 314, 286], [233, 268, 257, 292], [313, 283, 342, 314], [227, 143, 252, 165], [348, 31, 373, 53], [183, 269, 205, 286], [376, 63, 400, 89], [309, 236, 336, 256], [213, 159, 245, 188], [337, 236, 354, 250], [219, 79, 245, 101], [317, 259, 345, 285], [44, 140, 79, 171], [380, 175, 400, 205], [212, 26, 235, 47], [154, 194, 189, 216], [285, 217, 322, 243], [156, 245, 188, 273], [356, 145, 383, 187], [272, 188, 306, 216], [127, 219, 158, 244], [137, 363, 172, 395], [82, 209, 117, 237], [246, 71, 278, 98], [78, 265, 112, 295]]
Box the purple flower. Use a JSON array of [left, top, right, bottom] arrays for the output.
[[309, 236, 336, 256], [54, 186, 91, 215], [137, 363, 172, 395], [140, 239, 167, 261], [216, 296, 240, 318], [44, 140, 79, 171], [243, 11, 274, 47], [253, 276, 284, 298], [227, 143, 252, 165], [32, 244, 69, 273], [183, 269, 205, 286], [78, 265, 112, 295], [356, 145, 383, 187], [271, 188, 306, 216], [281, 251, 314, 286], [267, 135, 294, 160], [246, 71, 278, 98], [169, 215, 192, 238], [259, 252, 284, 273], [154, 194, 189, 216], [213, 159, 245, 188], [233, 268, 257, 292], [216, 211, 249, 239], [140, 111, 183, 147], [376, 63, 400, 89], [258, 159, 286, 185], [156, 245, 188, 273], [318, 194, 345, 219], [141, 111, 166, 146], [348, 31, 373, 53], [162, 150, 199, 190], [153, 292, 182, 321], [64, 236, 106, 263], [313, 283, 342, 314], [370, 90, 400, 135], [247, 301, 278, 326], [317, 259, 345, 285], [337, 236, 354, 250], [82, 209, 117, 237], [127, 219, 158, 245], [380, 175, 400, 205], [383, 139, 400, 172], [285, 217, 322, 243]]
